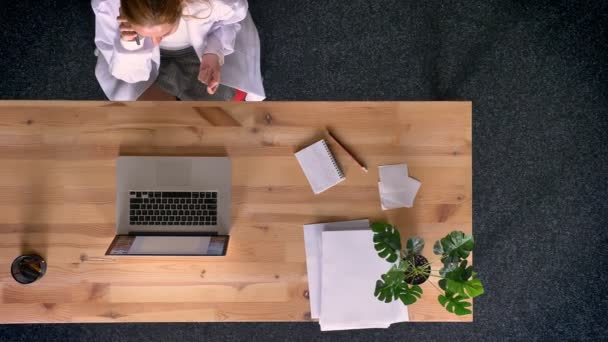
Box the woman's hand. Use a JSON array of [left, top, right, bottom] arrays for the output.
[[117, 15, 138, 42], [198, 54, 221, 95]]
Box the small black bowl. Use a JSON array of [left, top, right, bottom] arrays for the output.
[[11, 255, 47, 284]]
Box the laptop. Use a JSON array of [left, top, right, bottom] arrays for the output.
[[106, 156, 231, 256]]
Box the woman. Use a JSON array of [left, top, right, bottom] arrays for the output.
[[93, 0, 265, 101]]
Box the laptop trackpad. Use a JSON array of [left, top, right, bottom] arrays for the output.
[[156, 160, 192, 186]]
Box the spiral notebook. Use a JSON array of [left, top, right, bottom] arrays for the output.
[[295, 139, 345, 194]]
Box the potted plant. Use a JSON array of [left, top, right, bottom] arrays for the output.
[[371, 222, 484, 315]]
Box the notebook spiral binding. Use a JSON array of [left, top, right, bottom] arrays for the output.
[[322, 140, 345, 178]]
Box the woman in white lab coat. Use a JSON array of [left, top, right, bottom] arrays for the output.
[[93, 0, 265, 101]]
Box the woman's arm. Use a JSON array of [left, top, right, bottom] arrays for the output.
[[202, 0, 248, 65], [92, 0, 155, 83]]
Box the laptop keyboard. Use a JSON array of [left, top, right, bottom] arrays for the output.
[[129, 191, 218, 226]]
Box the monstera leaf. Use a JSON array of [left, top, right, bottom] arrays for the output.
[[438, 292, 472, 316], [374, 264, 423, 305], [433, 240, 444, 255], [404, 236, 425, 256], [435, 231, 474, 260], [371, 222, 402, 263], [438, 258, 460, 277], [434, 231, 474, 274], [442, 260, 485, 298]]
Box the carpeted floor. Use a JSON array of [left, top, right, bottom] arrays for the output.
[[1, 0, 607, 341]]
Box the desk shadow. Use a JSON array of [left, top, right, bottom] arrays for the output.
[[19, 163, 49, 260], [386, 206, 420, 241], [192, 106, 242, 127], [293, 130, 327, 153], [119, 145, 228, 157]]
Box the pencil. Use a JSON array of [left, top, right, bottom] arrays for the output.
[[22, 259, 41, 273], [326, 128, 368, 173], [135, 35, 141, 45]]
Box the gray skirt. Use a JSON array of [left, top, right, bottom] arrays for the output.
[[156, 47, 236, 101]]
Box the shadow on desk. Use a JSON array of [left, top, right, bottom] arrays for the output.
[[19, 161, 49, 259], [119, 145, 228, 157]]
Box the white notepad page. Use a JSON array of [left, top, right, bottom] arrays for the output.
[[320, 230, 409, 330], [295, 140, 345, 194]]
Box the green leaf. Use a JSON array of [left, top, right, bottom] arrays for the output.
[[371, 222, 401, 263], [399, 284, 422, 305], [435, 231, 474, 276], [371, 222, 390, 233], [439, 257, 460, 277], [433, 240, 444, 255], [464, 278, 484, 298], [443, 260, 485, 298], [396, 259, 409, 272], [444, 277, 484, 299], [405, 236, 425, 256], [377, 247, 389, 259], [374, 264, 423, 306], [374, 265, 403, 302], [375, 280, 392, 303], [438, 292, 472, 316], [439, 231, 474, 262]]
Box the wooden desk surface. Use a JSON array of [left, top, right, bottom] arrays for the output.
[[0, 101, 472, 323]]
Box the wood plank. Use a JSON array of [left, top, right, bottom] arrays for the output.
[[68, 301, 310, 322], [107, 282, 292, 303], [0, 303, 72, 323], [0, 101, 472, 323]]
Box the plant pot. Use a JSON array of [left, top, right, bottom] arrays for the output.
[[403, 255, 431, 285], [11, 254, 47, 284]]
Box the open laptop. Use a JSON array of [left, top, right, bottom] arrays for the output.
[[105, 156, 231, 256]]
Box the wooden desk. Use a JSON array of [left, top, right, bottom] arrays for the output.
[[0, 101, 472, 323]]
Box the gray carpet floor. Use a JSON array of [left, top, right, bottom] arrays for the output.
[[1, 0, 607, 341]]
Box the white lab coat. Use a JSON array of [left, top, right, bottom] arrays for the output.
[[92, 0, 265, 101]]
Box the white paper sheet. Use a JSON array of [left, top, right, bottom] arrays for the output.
[[320, 321, 392, 331], [303, 219, 370, 319], [379, 187, 410, 209], [379, 177, 421, 209], [378, 163, 421, 210], [320, 230, 409, 331], [379, 164, 409, 187]]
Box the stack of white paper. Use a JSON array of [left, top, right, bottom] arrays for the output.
[[303, 220, 409, 331], [378, 164, 421, 210]]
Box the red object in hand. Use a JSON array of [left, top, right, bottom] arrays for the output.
[[232, 89, 247, 102]]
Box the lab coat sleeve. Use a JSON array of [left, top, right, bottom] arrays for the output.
[[92, 0, 155, 83], [202, 0, 248, 62]]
